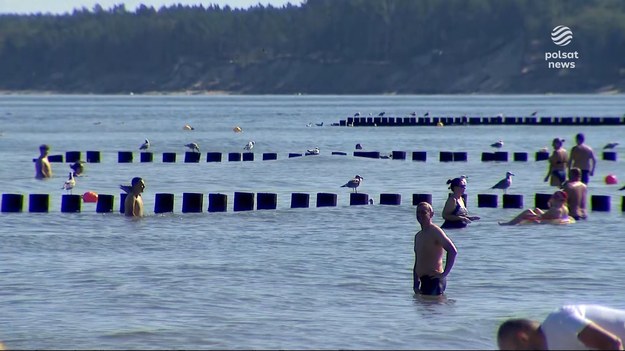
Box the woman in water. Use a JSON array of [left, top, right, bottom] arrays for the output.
[[441, 177, 480, 229], [499, 190, 570, 225]]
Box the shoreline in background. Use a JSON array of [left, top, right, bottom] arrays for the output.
[[0, 90, 623, 96]]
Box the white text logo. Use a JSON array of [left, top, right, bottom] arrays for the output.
[[546, 25, 578, 69]]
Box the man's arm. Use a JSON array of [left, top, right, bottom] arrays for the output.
[[580, 186, 587, 212], [578, 321, 623, 350], [590, 149, 597, 176], [437, 229, 457, 277]]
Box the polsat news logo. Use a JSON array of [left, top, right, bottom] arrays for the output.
[[545, 25, 578, 69]]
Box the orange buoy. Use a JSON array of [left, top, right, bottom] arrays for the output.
[[83, 191, 98, 203]]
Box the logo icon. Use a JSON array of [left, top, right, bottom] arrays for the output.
[[551, 25, 573, 46]]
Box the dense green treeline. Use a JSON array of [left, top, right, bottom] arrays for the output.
[[0, 0, 624, 93]]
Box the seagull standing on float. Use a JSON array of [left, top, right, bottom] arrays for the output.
[[62, 172, 76, 194], [185, 142, 200, 153], [491, 171, 515, 193], [139, 139, 150, 151], [341, 175, 364, 193]]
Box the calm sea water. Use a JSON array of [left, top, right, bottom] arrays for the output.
[[1, 94, 624, 350]]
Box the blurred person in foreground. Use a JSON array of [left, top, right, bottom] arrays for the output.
[[497, 304, 625, 350]]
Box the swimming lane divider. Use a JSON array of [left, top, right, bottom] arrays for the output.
[[66, 151, 81, 163], [44, 150, 620, 164], [1, 193, 23, 212], [591, 195, 610, 212], [242, 152, 254, 162], [154, 193, 175, 213], [350, 193, 369, 205], [228, 153, 242, 162], [380, 193, 401, 205], [316, 193, 337, 207], [502, 194, 523, 209], [5, 193, 622, 214], [263, 153, 278, 160], [234, 192, 254, 211], [118, 151, 133, 163], [477, 194, 498, 208], [412, 151, 427, 161], [535, 151, 549, 161], [96, 194, 115, 213], [208, 193, 228, 212], [182, 193, 204, 213], [163, 152, 176, 163], [257, 193, 277, 210], [291, 193, 310, 208], [29, 194, 49, 212], [140, 152, 153, 163], [534, 193, 552, 210], [86, 151, 101, 163], [184, 152, 201, 163], [603, 151, 617, 162], [412, 194, 433, 206], [513, 152, 528, 162], [61, 194, 81, 213]]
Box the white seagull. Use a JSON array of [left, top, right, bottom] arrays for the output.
[[139, 139, 150, 150], [244, 141, 255, 151], [604, 142, 619, 149], [341, 175, 364, 193], [62, 172, 76, 194], [305, 147, 320, 155], [185, 142, 200, 153], [491, 140, 504, 148], [491, 171, 515, 193]]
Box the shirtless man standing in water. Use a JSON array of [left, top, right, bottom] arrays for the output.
[[562, 167, 588, 220], [413, 202, 458, 296], [568, 133, 596, 185], [123, 177, 145, 217], [35, 144, 52, 179]]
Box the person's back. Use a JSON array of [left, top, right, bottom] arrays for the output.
[[562, 168, 587, 220], [569, 133, 596, 184], [497, 304, 625, 350], [541, 305, 625, 350]]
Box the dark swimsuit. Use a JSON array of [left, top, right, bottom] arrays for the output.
[[441, 200, 469, 229], [415, 275, 447, 295], [551, 169, 566, 184]]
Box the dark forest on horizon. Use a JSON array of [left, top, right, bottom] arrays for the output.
[[1, 0, 624, 94]]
